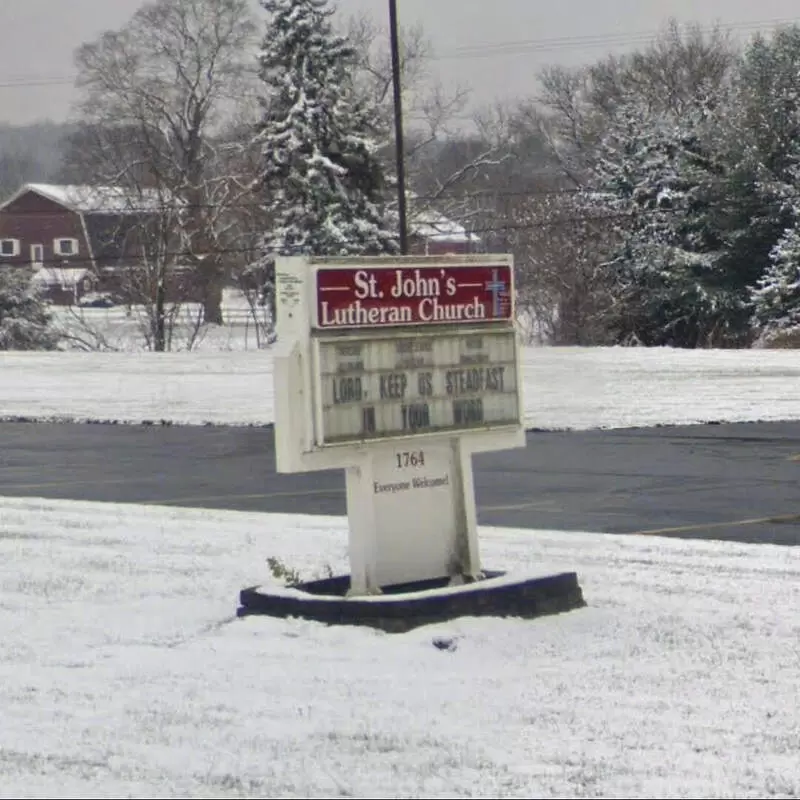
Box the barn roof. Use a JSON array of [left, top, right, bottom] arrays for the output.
[[2, 183, 167, 214]]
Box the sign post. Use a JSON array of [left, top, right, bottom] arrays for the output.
[[273, 255, 525, 595]]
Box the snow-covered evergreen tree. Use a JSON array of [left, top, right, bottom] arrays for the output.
[[255, 0, 398, 258], [583, 98, 747, 347], [730, 26, 800, 340], [751, 219, 800, 336], [0, 270, 59, 351], [735, 26, 800, 186]]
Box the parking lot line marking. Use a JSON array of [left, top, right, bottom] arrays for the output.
[[147, 488, 341, 506], [631, 512, 800, 536], [0, 477, 140, 491], [479, 500, 562, 513]]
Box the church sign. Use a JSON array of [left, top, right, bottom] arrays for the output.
[[273, 255, 525, 596], [316, 265, 513, 328]]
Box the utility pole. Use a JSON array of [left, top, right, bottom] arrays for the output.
[[388, 0, 408, 254]]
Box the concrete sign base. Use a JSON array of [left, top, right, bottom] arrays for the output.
[[238, 570, 586, 634]]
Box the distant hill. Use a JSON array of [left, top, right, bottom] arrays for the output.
[[0, 122, 75, 202]]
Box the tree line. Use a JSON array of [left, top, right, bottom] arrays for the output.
[[521, 20, 800, 348]]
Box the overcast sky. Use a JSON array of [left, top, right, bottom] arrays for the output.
[[2, 0, 800, 126]]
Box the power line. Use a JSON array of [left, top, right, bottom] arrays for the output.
[[1, 15, 798, 91], [0, 220, 596, 268], [0, 77, 75, 89], [436, 16, 800, 60], [5, 179, 797, 216], [0, 203, 770, 270], [0, 186, 584, 215]]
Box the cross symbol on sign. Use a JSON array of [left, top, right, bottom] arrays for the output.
[[484, 269, 508, 317]]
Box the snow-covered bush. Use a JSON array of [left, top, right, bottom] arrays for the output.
[[0, 269, 60, 350], [751, 221, 800, 342]]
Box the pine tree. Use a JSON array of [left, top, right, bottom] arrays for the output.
[[751, 219, 800, 336], [732, 26, 800, 340], [255, 0, 398, 259], [584, 99, 746, 347], [0, 270, 59, 350], [735, 26, 800, 185]]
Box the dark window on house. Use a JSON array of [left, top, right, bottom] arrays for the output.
[[54, 238, 79, 256], [0, 239, 20, 257]]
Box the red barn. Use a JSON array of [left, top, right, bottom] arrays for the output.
[[0, 183, 190, 304]]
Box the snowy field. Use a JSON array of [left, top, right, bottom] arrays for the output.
[[51, 291, 272, 355], [1, 345, 800, 797], [2, 344, 800, 429], [1, 498, 798, 798]]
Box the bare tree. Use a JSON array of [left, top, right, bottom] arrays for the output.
[[533, 67, 599, 186], [589, 20, 736, 116], [69, 0, 257, 345], [439, 103, 616, 343], [535, 19, 738, 186], [61, 127, 187, 351], [342, 13, 512, 234], [345, 14, 437, 134], [510, 191, 620, 344]]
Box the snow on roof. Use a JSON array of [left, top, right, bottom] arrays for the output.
[[31, 267, 91, 288], [21, 184, 166, 214], [410, 210, 481, 243]]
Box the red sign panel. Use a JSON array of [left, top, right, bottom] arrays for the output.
[[316, 264, 513, 329]]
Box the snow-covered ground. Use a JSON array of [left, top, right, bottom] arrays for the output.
[[1, 498, 798, 798], [1, 346, 800, 797], [2, 345, 800, 429]]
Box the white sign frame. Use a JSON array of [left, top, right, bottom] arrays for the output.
[[273, 255, 526, 595]]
